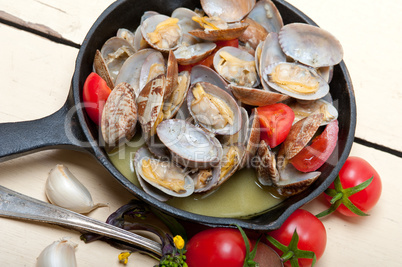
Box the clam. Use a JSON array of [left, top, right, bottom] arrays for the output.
[[263, 62, 329, 100], [259, 32, 286, 74], [256, 139, 280, 186], [255, 140, 321, 197], [279, 23, 343, 68], [200, 0, 256, 23], [116, 28, 136, 48], [240, 108, 260, 168], [215, 143, 245, 187], [247, 0, 283, 33], [238, 17, 268, 50], [115, 48, 155, 97], [187, 82, 242, 136], [93, 50, 114, 89], [286, 98, 338, 125], [99, 37, 135, 84], [133, 25, 150, 51], [213, 46, 258, 88], [190, 65, 229, 94], [156, 119, 223, 169], [171, 7, 203, 35], [174, 42, 216, 65], [101, 82, 137, 151], [163, 71, 191, 120], [229, 84, 289, 106], [137, 74, 165, 141], [165, 50, 179, 100], [139, 51, 166, 93], [189, 19, 249, 42], [141, 14, 182, 52], [192, 165, 221, 193], [275, 150, 321, 197], [134, 147, 195, 199], [282, 113, 324, 160]]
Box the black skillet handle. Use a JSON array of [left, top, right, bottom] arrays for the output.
[[0, 93, 91, 163]]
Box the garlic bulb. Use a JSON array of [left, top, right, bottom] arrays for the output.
[[36, 237, 77, 267], [45, 164, 107, 213]]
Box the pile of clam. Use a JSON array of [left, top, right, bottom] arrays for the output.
[[93, 0, 343, 201]]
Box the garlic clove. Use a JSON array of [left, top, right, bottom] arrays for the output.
[[36, 237, 78, 267], [45, 164, 107, 214]]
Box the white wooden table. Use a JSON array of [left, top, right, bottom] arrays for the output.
[[0, 0, 401, 266]]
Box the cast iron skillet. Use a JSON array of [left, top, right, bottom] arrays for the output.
[[0, 0, 356, 230]]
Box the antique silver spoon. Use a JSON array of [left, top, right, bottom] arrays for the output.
[[0, 185, 162, 257]]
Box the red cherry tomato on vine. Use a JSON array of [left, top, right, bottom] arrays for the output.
[[185, 228, 249, 267], [83, 72, 111, 125], [266, 209, 327, 267], [257, 103, 294, 148], [290, 120, 339, 172], [324, 156, 382, 217]]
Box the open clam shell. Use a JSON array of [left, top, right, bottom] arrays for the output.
[[263, 62, 329, 101], [134, 147, 195, 199], [171, 7, 203, 34], [213, 46, 259, 88], [247, 0, 283, 33], [201, 0, 256, 23], [163, 70, 191, 120], [238, 17, 268, 50], [156, 119, 223, 169], [141, 14, 182, 52], [139, 51, 166, 93], [215, 143, 246, 187], [100, 37, 135, 83], [287, 98, 338, 126], [115, 48, 155, 97], [255, 139, 280, 186], [116, 28, 136, 48], [229, 84, 289, 106], [192, 165, 221, 193], [174, 42, 216, 65], [279, 23, 343, 68], [93, 49, 114, 89], [275, 157, 321, 197], [101, 82, 137, 151], [282, 113, 324, 160], [190, 65, 229, 94], [137, 74, 165, 141], [189, 22, 249, 42], [165, 50, 179, 100], [187, 82, 242, 136], [259, 32, 287, 73]]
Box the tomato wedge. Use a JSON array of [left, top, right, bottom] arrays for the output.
[[257, 103, 294, 148], [290, 120, 339, 172], [83, 72, 112, 125], [178, 39, 239, 72]]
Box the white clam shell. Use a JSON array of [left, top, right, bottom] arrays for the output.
[[262, 62, 329, 100], [247, 0, 283, 33], [156, 119, 223, 169], [187, 82, 242, 136], [279, 23, 344, 68], [134, 147, 195, 199]]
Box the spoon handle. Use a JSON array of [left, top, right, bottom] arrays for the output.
[[0, 185, 162, 257]]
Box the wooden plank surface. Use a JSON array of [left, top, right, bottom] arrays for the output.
[[0, 0, 401, 266]]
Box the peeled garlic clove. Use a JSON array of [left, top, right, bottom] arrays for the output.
[[45, 164, 107, 214], [36, 237, 77, 267]]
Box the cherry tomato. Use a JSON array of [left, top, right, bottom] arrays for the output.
[[83, 72, 111, 125], [257, 103, 294, 148], [290, 120, 339, 172], [178, 39, 239, 72], [186, 228, 249, 267], [266, 209, 327, 267], [324, 156, 382, 216]]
